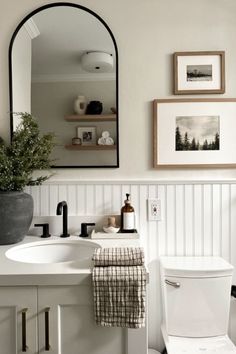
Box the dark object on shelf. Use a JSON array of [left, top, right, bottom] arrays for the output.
[[72, 137, 81, 145], [80, 223, 96, 237], [231, 285, 236, 298], [162, 349, 167, 354], [86, 101, 103, 115], [34, 223, 51, 238], [118, 229, 138, 234]]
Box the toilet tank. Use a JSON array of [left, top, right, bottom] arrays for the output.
[[160, 257, 233, 338]]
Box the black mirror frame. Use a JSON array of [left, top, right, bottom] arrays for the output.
[[9, 2, 119, 168]]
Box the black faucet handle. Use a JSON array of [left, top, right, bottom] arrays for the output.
[[80, 223, 95, 238], [34, 223, 51, 238]]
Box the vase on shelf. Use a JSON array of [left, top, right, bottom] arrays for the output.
[[86, 101, 103, 115], [74, 95, 87, 115]]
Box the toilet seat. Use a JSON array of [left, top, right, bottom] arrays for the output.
[[164, 334, 236, 354]]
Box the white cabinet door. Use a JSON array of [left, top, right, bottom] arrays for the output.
[[0, 286, 37, 354], [38, 285, 126, 354]]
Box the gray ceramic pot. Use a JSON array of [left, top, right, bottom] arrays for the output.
[[0, 191, 33, 244]]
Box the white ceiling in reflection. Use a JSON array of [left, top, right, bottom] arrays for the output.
[[26, 6, 115, 78]]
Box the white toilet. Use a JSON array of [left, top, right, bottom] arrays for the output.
[[148, 349, 161, 354], [160, 256, 236, 354]]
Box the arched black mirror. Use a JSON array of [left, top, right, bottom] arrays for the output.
[[9, 2, 119, 168]]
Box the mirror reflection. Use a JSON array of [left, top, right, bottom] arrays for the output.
[[10, 4, 118, 167]]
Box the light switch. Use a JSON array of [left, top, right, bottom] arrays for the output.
[[147, 198, 161, 221]]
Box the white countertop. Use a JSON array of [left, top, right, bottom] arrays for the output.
[[0, 235, 142, 286]]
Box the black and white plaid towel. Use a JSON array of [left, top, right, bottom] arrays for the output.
[[92, 247, 145, 266], [92, 248, 146, 328]]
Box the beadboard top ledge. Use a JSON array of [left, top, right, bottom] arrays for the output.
[[37, 178, 236, 185]]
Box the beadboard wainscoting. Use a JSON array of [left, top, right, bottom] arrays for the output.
[[25, 180, 236, 351]]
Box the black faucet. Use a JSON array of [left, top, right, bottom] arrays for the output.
[[56, 201, 70, 237]]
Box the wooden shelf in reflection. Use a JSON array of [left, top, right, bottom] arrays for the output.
[[64, 114, 116, 122], [65, 144, 116, 150]]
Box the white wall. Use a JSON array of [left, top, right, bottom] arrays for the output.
[[1, 0, 236, 180]]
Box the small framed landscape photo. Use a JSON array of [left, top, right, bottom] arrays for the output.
[[173, 51, 225, 94], [77, 126, 97, 145], [153, 98, 236, 168]]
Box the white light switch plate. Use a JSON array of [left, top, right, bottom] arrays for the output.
[[147, 198, 161, 221]]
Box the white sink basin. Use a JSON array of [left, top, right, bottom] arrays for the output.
[[5, 239, 99, 265]]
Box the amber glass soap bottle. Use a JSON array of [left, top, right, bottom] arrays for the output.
[[121, 193, 135, 233]]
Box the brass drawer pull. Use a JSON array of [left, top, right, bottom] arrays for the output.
[[21, 308, 28, 352], [45, 307, 51, 351]]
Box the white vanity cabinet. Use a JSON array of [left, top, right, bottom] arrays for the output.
[[0, 287, 38, 353], [38, 285, 125, 354], [0, 237, 147, 354], [0, 285, 125, 354]]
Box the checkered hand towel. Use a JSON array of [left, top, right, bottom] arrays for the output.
[[92, 247, 145, 266], [92, 248, 146, 328]]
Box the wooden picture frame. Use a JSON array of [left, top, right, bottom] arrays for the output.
[[174, 51, 225, 94], [153, 98, 236, 168], [77, 126, 97, 145]]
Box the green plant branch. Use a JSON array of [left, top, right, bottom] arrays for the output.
[[0, 112, 55, 191]]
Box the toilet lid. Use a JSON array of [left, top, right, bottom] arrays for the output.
[[160, 257, 233, 277], [165, 335, 236, 354]]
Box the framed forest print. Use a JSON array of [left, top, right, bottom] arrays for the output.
[[153, 98, 236, 168], [173, 51, 225, 94]]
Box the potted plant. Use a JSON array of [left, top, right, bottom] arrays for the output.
[[0, 112, 55, 244]]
